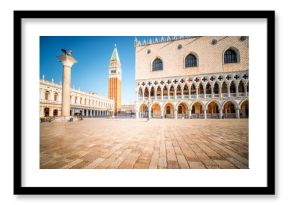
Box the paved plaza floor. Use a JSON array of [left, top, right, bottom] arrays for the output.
[[40, 118, 248, 169]]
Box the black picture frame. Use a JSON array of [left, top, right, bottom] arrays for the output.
[[14, 10, 275, 195]]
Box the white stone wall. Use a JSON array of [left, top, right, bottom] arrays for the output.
[[135, 36, 249, 80]]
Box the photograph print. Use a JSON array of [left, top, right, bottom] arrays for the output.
[[39, 35, 249, 169]]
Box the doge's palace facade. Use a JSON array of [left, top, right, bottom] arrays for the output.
[[135, 36, 249, 119]]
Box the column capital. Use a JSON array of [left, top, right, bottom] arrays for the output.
[[58, 54, 77, 67]]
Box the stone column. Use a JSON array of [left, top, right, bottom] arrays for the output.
[[181, 88, 184, 99], [188, 109, 192, 119], [219, 108, 223, 119], [174, 109, 177, 119], [204, 110, 207, 119], [235, 83, 239, 97], [57, 52, 77, 118], [174, 88, 177, 99], [148, 106, 151, 119], [245, 84, 248, 96], [219, 86, 222, 98], [188, 87, 191, 99], [236, 109, 240, 119]]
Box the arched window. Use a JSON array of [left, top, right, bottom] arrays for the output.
[[45, 91, 50, 100], [185, 54, 198, 67], [152, 58, 163, 71], [54, 93, 58, 101], [224, 48, 239, 64]]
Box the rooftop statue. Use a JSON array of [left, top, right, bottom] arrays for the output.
[[61, 48, 73, 56]]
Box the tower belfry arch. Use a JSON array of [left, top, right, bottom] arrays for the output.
[[108, 45, 122, 115]]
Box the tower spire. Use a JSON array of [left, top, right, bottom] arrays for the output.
[[110, 45, 120, 62]]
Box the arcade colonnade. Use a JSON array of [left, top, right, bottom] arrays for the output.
[[136, 98, 248, 119], [39, 79, 114, 118], [135, 71, 249, 119]]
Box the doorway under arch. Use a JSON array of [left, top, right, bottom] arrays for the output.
[[240, 100, 249, 118], [164, 103, 174, 118], [44, 107, 49, 117], [223, 101, 236, 118], [151, 103, 161, 118], [191, 102, 203, 118], [207, 101, 219, 119], [177, 102, 188, 118], [53, 109, 58, 117], [139, 104, 148, 118]]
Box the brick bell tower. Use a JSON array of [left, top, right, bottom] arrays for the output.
[[108, 44, 122, 115]]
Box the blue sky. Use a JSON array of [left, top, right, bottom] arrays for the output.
[[40, 36, 140, 104]]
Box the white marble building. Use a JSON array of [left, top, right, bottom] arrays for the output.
[[39, 78, 114, 118]]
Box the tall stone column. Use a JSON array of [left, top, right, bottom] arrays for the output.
[[174, 109, 178, 119], [57, 50, 77, 118]]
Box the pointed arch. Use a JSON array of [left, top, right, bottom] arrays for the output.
[[224, 47, 240, 64], [152, 57, 163, 71], [221, 82, 227, 93], [177, 102, 189, 118], [206, 100, 220, 119], [198, 83, 204, 96], [169, 85, 174, 97], [163, 102, 174, 118], [151, 102, 161, 118], [163, 85, 168, 99], [176, 84, 182, 97], [230, 81, 236, 94], [144, 87, 149, 98], [238, 80, 245, 92], [139, 103, 148, 118], [222, 100, 238, 118], [183, 84, 189, 97], [156, 86, 162, 98], [213, 82, 219, 95], [150, 87, 155, 98], [191, 101, 205, 118], [190, 84, 196, 96], [205, 83, 211, 94], [185, 53, 198, 67], [239, 99, 249, 118], [138, 87, 143, 99]]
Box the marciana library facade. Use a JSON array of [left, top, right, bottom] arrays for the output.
[[135, 36, 249, 119], [39, 36, 249, 120]]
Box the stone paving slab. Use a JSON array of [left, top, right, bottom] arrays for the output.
[[40, 118, 248, 169]]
